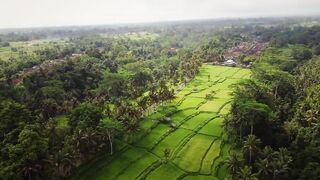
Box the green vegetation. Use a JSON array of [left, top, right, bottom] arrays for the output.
[[147, 163, 185, 180], [180, 113, 215, 130], [152, 129, 192, 157], [199, 118, 224, 137], [224, 25, 320, 179], [174, 134, 214, 172], [70, 65, 250, 179], [1, 18, 320, 179], [200, 139, 221, 174]]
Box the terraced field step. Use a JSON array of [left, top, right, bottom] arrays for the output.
[[173, 134, 215, 172], [200, 139, 222, 175], [72, 65, 251, 180]]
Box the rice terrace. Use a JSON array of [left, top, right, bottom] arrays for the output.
[[2, 1, 320, 179], [73, 65, 251, 180]]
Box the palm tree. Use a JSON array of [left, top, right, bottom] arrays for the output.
[[305, 109, 318, 126], [45, 119, 59, 149], [261, 146, 276, 162], [224, 153, 243, 176], [51, 150, 75, 178], [98, 118, 122, 155], [256, 158, 272, 180], [277, 148, 292, 165], [18, 162, 42, 180], [138, 96, 149, 114], [123, 118, 140, 143], [240, 100, 271, 135], [81, 129, 99, 154], [243, 135, 261, 164], [236, 165, 258, 180], [271, 148, 292, 180], [71, 129, 88, 159]]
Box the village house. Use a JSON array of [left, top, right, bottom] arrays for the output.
[[224, 59, 237, 66]]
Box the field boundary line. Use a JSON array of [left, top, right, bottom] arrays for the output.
[[135, 160, 162, 180], [113, 152, 149, 179], [199, 139, 217, 174]]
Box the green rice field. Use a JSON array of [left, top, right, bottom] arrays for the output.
[[72, 65, 251, 180]]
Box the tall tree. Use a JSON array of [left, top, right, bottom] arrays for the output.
[[98, 118, 122, 155], [225, 153, 243, 177], [236, 165, 258, 180], [243, 135, 261, 164], [69, 103, 103, 130]]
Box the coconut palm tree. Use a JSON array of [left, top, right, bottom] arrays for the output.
[[256, 158, 272, 180], [305, 109, 318, 126], [98, 118, 122, 155], [271, 148, 292, 180], [225, 153, 243, 177], [236, 165, 258, 180], [45, 119, 59, 149], [261, 146, 276, 162], [123, 118, 140, 143], [71, 129, 89, 159], [81, 129, 99, 154], [18, 162, 43, 180], [243, 135, 261, 164], [239, 100, 271, 135], [51, 150, 75, 178]]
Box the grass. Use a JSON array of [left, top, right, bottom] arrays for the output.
[[152, 128, 193, 157], [0, 39, 69, 61], [215, 68, 240, 79], [135, 119, 158, 139], [170, 109, 198, 124], [217, 163, 229, 180], [146, 105, 177, 120], [178, 97, 204, 109], [116, 153, 158, 179], [214, 89, 232, 99], [205, 66, 233, 77], [200, 139, 222, 174], [212, 156, 225, 176], [113, 32, 160, 41], [140, 119, 157, 131], [146, 163, 185, 180], [173, 134, 214, 172], [259, 46, 299, 70], [220, 78, 241, 88], [55, 115, 69, 128], [189, 87, 219, 98], [221, 144, 231, 156], [219, 103, 231, 115], [87, 148, 146, 180], [137, 124, 171, 149], [198, 98, 229, 112], [181, 113, 216, 130], [232, 69, 252, 78], [175, 87, 193, 98], [199, 117, 224, 137], [147, 111, 166, 120]]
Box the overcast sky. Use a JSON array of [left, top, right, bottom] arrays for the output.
[[1, 0, 320, 28]]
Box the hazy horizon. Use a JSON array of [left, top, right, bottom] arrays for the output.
[[1, 0, 320, 29]]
